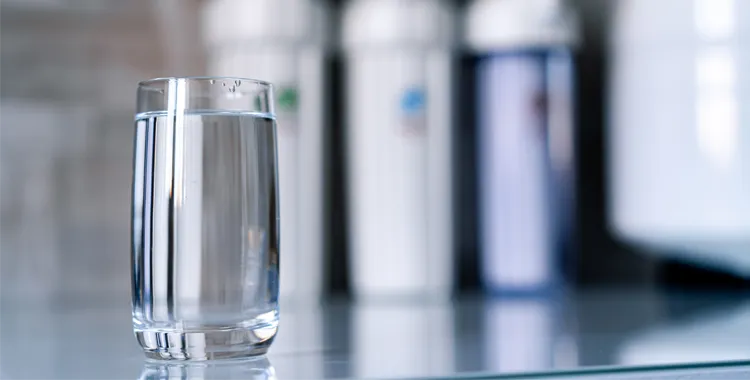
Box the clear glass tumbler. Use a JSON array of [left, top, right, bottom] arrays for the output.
[[131, 77, 280, 360]]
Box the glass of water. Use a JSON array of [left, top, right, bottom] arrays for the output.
[[132, 77, 279, 360]]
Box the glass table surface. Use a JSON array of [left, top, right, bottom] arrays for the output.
[[1, 289, 749, 379]]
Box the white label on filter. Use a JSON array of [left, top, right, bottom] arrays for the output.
[[479, 54, 552, 289]]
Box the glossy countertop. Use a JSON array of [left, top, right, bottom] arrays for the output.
[[1, 288, 749, 379]]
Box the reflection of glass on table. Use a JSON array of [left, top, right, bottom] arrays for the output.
[[139, 356, 276, 380]]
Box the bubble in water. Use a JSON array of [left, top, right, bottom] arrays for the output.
[[235, 80, 241, 87], [222, 82, 227, 87], [209, 79, 215, 85], [229, 86, 236, 93]]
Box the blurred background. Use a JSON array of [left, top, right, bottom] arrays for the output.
[[4, 0, 750, 378], [2, 0, 750, 305]]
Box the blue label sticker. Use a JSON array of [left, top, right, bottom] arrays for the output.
[[399, 87, 427, 136], [400, 88, 426, 115]]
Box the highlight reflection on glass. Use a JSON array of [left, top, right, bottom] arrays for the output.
[[139, 356, 276, 380]]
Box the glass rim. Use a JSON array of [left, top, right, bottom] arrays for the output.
[[136, 76, 275, 116], [138, 76, 273, 90]]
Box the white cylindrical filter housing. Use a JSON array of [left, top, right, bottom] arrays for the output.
[[466, 0, 578, 293], [203, 0, 330, 301], [610, 0, 750, 276], [342, 0, 456, 299]]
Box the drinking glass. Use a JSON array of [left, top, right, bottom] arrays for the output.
[[132, 77, 280, 360]]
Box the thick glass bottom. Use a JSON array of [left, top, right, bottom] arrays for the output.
[[135, 321, 278, 361]]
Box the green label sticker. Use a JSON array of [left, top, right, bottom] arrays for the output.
[[277, 87, 298, 112]]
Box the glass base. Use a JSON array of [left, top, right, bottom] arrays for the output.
[[135, 323, 277, 361]]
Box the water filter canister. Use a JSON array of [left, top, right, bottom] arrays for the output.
[[342, 0, 456, 300], [203, 0, 330, 301], [466, 0, 578, 294]]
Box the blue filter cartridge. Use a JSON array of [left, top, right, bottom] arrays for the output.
[[466, 0, 577, 294]]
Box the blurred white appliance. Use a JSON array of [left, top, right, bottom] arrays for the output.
[[203, 0, 330, 301], [342, 0, 456, 300], [466, 0, 578, 294], [610, 0, 750, 277]]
